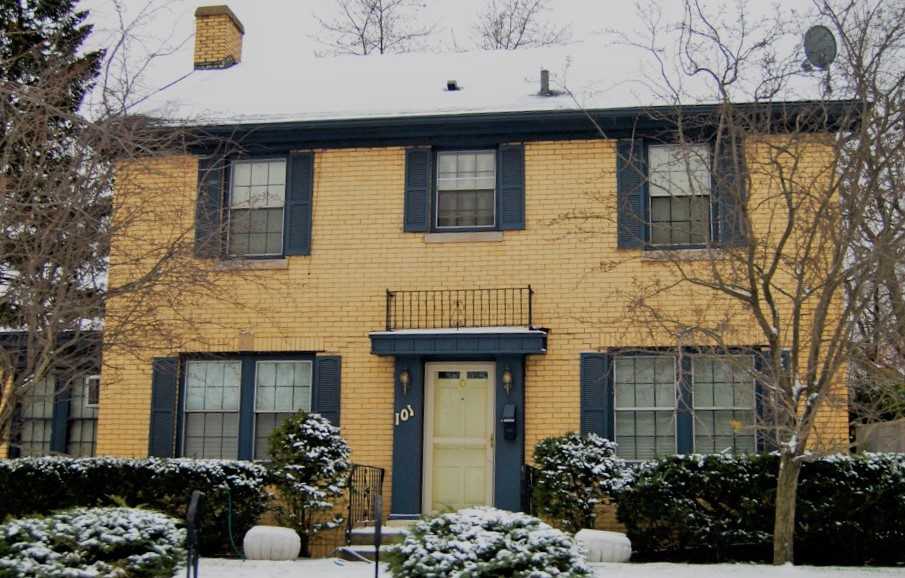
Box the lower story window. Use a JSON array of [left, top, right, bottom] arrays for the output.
[[254, 360, 313, 459], [182, 357, 313, 460], [614, 356, 676, 459], [17, 376, 55, 456], [184, 360, 242, 459], [66, 375, 100, 457], [692, 355, 756, 454], [611, 352, 757, 458]]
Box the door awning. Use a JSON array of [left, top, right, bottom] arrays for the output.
[[369, 327, 547, 356]]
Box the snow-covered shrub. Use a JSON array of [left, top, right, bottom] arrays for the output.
[[268, 411, 351, 557], [0, 457, 268, 556], [0, 507, 185, 578], [532, 432, 626, 532], [615, 452, 905, 565], [387, 507, 591, 577]]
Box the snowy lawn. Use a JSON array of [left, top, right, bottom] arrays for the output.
[[182, 558, 905, 577]]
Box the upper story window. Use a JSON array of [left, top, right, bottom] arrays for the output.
[[648, 144, 712, 246], [228, 159, 286, 257], [435, 150, 496, 229]]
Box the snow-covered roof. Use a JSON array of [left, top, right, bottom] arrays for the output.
[[137, 45, 637, 125]]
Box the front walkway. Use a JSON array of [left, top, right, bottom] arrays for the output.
[[183, 558, 905, 577]]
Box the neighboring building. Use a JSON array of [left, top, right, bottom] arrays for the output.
[[98, 4, 850, 522], [1, 331, 101, 458]]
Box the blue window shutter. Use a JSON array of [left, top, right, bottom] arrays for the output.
[[580, 353, 612, 439], [286, 152, 315, 256], [194, 156, 225, 258], [754, 349, 785, 452], [498, 144, 525, 230], [404, 148, 431, 232], [148, 357, 179, 457], [616, 139, 647, 249], [713, 134, 747, 246], [49, 378, 69, 454], [313, 356, 341, 427]]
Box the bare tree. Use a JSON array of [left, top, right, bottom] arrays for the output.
[[312, 0, 435, 56], [555, 0, 905, 565], [474, 0, 571, 50], [0, 1, 277, 451]]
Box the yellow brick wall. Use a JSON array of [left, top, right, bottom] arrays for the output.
[[100, 138, 850, 509], [194, 13, 242, 67]]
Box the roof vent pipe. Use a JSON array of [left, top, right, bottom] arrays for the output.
[[446, 80, 461, 91], [540, 69, 551, 95]]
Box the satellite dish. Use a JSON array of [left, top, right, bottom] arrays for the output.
[[804, 25, 837, 70]]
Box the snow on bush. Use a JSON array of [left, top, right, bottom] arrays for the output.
[[615, 452, 905, 565], [532, 432, 627, 532], [387, 507, 591, 577], [0, 457, 268, 556], [0, 507, 185, 578], [268, 412, 351, 557]]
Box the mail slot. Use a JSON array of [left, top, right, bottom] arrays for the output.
[[502, 404, 517, 441]]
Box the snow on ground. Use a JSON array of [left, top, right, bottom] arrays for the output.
[[183, 558, 905, 578]]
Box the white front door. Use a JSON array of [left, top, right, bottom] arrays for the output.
[[423, 362, 495, 514]]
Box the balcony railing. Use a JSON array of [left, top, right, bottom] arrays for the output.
[[385, 286, 533, 331]]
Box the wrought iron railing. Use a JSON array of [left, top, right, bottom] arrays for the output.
[[345, 464, 386, 545], [385, 286, 534, 331]]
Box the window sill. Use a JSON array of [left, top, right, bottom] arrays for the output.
[[423, 231, 504, 244], [641, 248, 724, 262], [216, 258, 290, 271]]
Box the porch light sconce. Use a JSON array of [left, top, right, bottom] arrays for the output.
[[502, 367, 513, 396], [399, 369, 411, 396]]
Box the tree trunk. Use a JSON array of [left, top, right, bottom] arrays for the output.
[[773, 451, 802, 564]]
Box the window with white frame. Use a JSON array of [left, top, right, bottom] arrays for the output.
[[614, 356, 677, 459], [67, 375, 99, 457], [436, 150, 496, 228], [692, 355, 756, 454], [228, 159, 286, 257], [17, 376, 55, 456], [648, 144, 712, 246], [183, 360, 242, 459], [254, 360, 313, 459]]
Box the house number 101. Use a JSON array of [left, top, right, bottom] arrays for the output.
[[395, 404, 415, 426]]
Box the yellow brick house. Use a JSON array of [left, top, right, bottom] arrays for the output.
[[70, 4, 852, 524]]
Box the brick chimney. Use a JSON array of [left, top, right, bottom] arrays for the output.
[[193, 5, 244, 70]]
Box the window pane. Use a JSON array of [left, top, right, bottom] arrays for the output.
[[693, 355, 756, 455], [436, 151, 495, 228], [255, 361, 312, 414], [230, 160, 286, 257], [183, 412, 239, 459], [614, 356, 677, 459]]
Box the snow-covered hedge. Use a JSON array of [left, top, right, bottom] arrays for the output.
[[615, 452, 905, 565], [0, 457, 268, 556], [532, 432, 627, 532], [0, 507, 185, 577], [387, 507, 591, 577]]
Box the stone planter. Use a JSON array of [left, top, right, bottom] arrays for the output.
[[575, 529, 632, 563], [243, 525, 301, 561]]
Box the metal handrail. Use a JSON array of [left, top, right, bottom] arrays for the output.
[[345, 464, 386, 545]]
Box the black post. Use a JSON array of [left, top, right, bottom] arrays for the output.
[[373, 494, 383, 577], [186, 490, 206, 578]]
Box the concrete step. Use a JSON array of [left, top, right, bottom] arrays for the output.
[[349, 525, 408, 546], [336, 544, 395, 562]]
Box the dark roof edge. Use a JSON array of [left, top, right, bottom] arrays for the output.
[[184, 99, 862, 153]]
